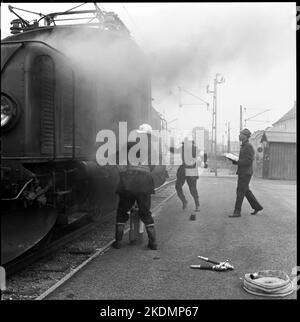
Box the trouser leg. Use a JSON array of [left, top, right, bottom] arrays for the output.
[[187, 176, 200, 209], [136, 193, 157, 250], [112, 192, 135, 249], [112, 223, 125, 249], [145, 224, 157, 250], [175, 165, 187, 206], [245, 188, 263, 210], [136, 193, 154, 226], [175, 180, 186, 204], [116, 192, 135, 223], [234, 174, 251, 212]]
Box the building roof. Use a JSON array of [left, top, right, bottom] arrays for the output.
[[261, 130, 296, 143], [272, 104, 296, 126], [250, 130, 264, 140]]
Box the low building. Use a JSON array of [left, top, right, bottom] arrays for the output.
[[271, 102, 296, 132], [247, 103, 297, 180], [249, 130, 264, 177], [260, 130, 296, 180], [260, 103, 296, 180]]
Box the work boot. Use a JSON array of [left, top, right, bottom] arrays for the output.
[[251, 207, 263, 215], [146, 225, 157, 250], [112, 223, 125, 249], [229, 210, 241, 218]]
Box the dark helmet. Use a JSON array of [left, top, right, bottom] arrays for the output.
[[240, 128, 251, 138]]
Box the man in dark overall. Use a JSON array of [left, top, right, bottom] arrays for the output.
[[112, 124, 158, 250], [203, 152, 208, 168], [171, 140, 200, 211], [229, 128, 263, 217]]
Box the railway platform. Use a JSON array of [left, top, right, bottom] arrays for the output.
[[40, 175, 297, 300]]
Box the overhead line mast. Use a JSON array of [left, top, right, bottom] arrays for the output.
[[207, 73, 225, 177]]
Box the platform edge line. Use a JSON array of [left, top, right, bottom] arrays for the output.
[[36, 190, 176, 300]]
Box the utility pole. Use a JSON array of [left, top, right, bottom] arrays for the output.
[[178, 86, 182, 108], [222, 134, 224, 153], [227, 122, 230, 153], [240, 105, 243, 132], [207, 73, 225, 177]]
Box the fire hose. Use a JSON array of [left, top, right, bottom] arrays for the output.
[[190, 256, 234, 271]]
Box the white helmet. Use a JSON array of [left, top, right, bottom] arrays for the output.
[[136, 123, 152, 134]]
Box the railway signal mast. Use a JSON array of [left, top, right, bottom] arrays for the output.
[[225, 121, 231, 153], [207, 73, 225, 177]]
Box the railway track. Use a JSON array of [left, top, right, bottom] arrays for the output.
[[4, 178, 176, 277], [3, 213, 111, 277], [2, 177, 177, 300]]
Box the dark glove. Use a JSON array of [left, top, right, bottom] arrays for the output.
[[232, 160, 238, 165]]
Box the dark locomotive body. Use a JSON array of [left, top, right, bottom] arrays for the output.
[[1, 12, 166, 264]]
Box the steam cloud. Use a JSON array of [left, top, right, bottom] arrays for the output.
[[35, 28, 147, 85], [33, 27, 152, 132], [26, 3, 294, 133], [137, 4, 293, 92], [31, 3, 293, 99]]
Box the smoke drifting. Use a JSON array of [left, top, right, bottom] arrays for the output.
[[5, 2, 293, 136], [32, 26, 152, 133], [137, 4, 294, 92], [35, 27, 147, 86]]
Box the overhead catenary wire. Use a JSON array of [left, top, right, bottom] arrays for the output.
[[244, 109, 271, 122], [179, 86, 210, 108]]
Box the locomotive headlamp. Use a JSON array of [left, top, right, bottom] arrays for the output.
[[1, 94, 16, 128]]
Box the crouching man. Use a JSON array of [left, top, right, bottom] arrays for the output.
[[113, 124, 158, 250]]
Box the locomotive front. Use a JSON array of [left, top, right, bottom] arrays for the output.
[[1, 4, 167, 265], [1, 34, 91, 264]]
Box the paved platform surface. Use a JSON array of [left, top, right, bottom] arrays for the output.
[[45, 175, 297, 300]]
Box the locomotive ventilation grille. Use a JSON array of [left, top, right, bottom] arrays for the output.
[[38, 56, 55, 155]]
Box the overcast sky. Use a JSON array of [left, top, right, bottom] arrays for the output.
[[1, 2, 297, 141]]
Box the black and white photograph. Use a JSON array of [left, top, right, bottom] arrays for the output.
[[0, 1, 297, 308]]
